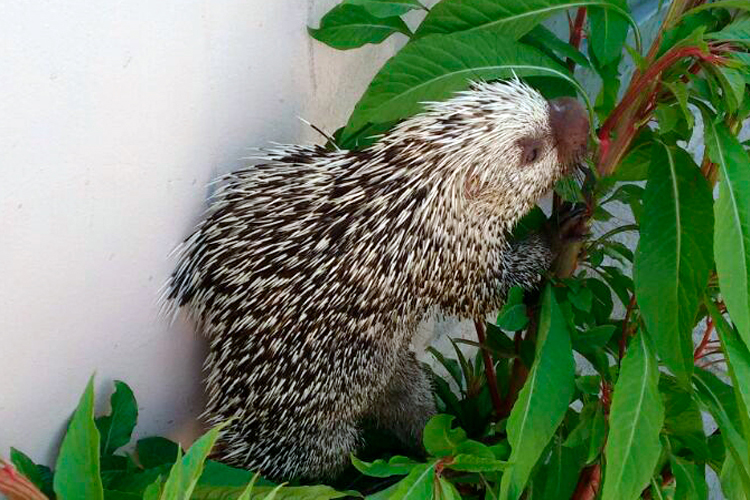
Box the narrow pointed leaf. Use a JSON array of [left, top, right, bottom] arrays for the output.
[[414, 0, 636, 42], [190, 485, 353, 499], [53, 376, 104, 500], [602, 331, 665, 500], [589, 0, 631, 65], [707, 18, 750, 44], [351, 455, 419, 477], [9, 448, 45, 492], [96, 381, 138, 456], [707, 300, 750, 469], [309, 4, 410, 50], [693, 369, 750, 493], [521, 25, 590, 68], [670, 456, 708, 500], [499, 285, 575, 500], [634, 144, 713, 384], [389, 462, 435, 499], [342, 30, 572, 140], [343, 0, 424, 18], [160, 423, 227, 499], [705, 121, 750, 349], [689, 0, 750, 14]]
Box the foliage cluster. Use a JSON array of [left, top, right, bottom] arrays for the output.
[[4, 0, 750, 498]]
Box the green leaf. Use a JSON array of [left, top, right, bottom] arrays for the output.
[[569, 286, 593, 313], [665, 81, 694, 129], [541, 436, 586, 500], [707, 17, 750, 44], [341, 30, 572, 140], [388, 462, 435, 499], [634, 144, 714, 385], [704, 121, 750, 349], [601, 330, 665, 500], [414, 0, 637, 43], [714, 67, 745, 113], [721, 454, 750, 500], [308, 4, 410, 50], [10, 448, 45, 492], [53, 375, 104, 500], [521, 25, 590, 68], [343, 0, 424, 18], [586, 278, 614, 325], [497, 304, 529, 331], [572, 325, 616, 354], [707, 300, 750, 468], [104, 491, 143, 500], [447, 454, 508, 472], [137, 437, 181, 469], [659, 376, 709, 460], [143, 480, 162, 500], [589, 0, 631, 65], [427, 346, 464, 395], [436, 478, 461, 500], [190, 485, 354, 500], [100, 455, 130, 489], [688, 0, 750, 14], [422, 414, 467, 457], [160, 423, 227, 499], [96, 381, 138, 456], [693, 369, 750, 493], [351, 455, 419, 477], [198, 461, 273, 487], [670, 456, 708, 500], [499, 284, 575, 500]]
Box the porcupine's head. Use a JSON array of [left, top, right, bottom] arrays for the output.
[[392, 79, 589, 227]]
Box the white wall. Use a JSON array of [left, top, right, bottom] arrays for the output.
[[0, 0, 408, 466]]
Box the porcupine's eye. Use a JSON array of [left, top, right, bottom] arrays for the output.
[[517, 136, 543, 166]]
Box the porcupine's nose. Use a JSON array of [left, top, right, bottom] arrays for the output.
[[548, 96, 589, 166]]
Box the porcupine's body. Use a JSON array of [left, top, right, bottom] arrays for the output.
[[167, 80, 588, 481]]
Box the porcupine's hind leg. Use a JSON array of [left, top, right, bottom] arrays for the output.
[[203, 342, 364, 481], [367, 350, 436, 448]]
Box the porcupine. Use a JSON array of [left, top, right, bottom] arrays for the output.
[[166, 79, 589, 481]]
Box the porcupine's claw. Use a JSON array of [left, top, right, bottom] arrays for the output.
[[558, 203, 590, 244]]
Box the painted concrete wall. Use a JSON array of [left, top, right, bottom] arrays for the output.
[[0, 0, 409, 465]]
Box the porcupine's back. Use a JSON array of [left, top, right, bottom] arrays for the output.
[[167, 140, 446, 477], [169, 142, 429, 339]]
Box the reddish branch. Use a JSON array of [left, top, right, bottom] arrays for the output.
[[572, 463, 602, 500], [500, 330, 530, 417], [619, 295, 637, 362], [474, 320, 504, 417], [0, 460, 46, 500], [694, 316, 715, 361], [598, 45, 728, 174], [567, 8, 587, 71]]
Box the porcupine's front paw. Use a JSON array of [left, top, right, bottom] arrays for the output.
[[544, 202, 589, 257]]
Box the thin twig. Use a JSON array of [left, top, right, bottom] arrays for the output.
[[619, 295, 637, 362], [474, 320, 504, 417], [694, 316, 715, 361]]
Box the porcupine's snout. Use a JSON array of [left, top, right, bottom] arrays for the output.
[[548, 97, 589, 169]]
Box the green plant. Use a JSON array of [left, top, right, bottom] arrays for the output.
[[6, 0, 750, 498], [306, 0, 750, 497], [1, 378, 353, 500]]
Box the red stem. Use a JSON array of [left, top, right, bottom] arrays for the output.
[[619, 295, 637, 362], [572, 463, 602, 500], [598, 45, 727, 171], [694, 317, 715, 361], [567, 8, 587, 71], [474, 320, 504, 417]]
